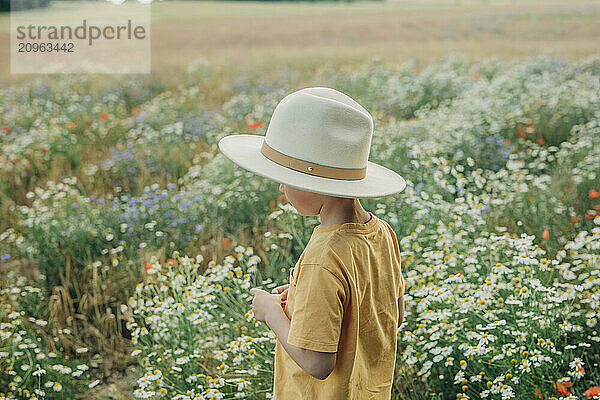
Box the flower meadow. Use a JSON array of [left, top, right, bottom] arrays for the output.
[[1, 53, 600, 399]]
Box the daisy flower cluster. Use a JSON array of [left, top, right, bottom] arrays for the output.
[[123, 249, 279, 399], [0, 270, 95, 400], [395, 202, 600, 398]]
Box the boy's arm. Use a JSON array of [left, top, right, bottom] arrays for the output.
[[266, 303, 337, 380], [398, 294, 405, 327]]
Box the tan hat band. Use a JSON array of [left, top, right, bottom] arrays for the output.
[[261, 141, 366, 181]]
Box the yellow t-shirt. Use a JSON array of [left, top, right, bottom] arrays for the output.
[[273, 211, 405, 399]]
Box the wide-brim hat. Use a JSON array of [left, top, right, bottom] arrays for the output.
[[218, 86, 406, 199]]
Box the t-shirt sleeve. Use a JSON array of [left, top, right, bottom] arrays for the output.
[[382, 219, 404, 299], [287, 263, 346, 353]]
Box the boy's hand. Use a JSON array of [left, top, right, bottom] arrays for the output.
[[249, 287, 284, 323], [271, 283, 290, 304]]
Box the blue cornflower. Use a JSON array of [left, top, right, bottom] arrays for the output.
[[415, 182, 423, 194]]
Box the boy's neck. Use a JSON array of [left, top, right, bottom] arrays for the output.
[[318, 198, 371, 228]]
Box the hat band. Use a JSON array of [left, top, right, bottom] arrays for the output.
[[261, 141, 366, 181]]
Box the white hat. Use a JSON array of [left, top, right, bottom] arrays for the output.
[[218, 86, 406, 198]]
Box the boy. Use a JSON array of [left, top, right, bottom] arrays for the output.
[[218, 87, 406, 399]]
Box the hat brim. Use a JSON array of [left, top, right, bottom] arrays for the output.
[[218, 134, 406, 199]]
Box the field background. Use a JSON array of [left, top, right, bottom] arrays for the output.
[[2, 0, 600, 399], [2, 0, 600, 85]]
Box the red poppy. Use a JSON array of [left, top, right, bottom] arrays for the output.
[[584, 386, 600, 398], [572, 215, 578, 225], [554, 380, 572, 395], [269, 200, 276, 207], [536, 138, 545, 145], [1, 126, 8, 133], [247, 121, 264, 130], [41, 147, 47, 154], [589, 189, 600, 199], [534, 387, 543, 398], [586, 213, 595, 220], [594, 205, 600, 211], [542, 230, 549, 240], [132, 107, 141, 116], [100, 112, 109, 120], [517, 124, 525, 138], [66, 122, 75, 129], [278, 194, 286, 201], [166, 258, 176, 266], [503, 138, 510, 145], [145, 262, 153, 270], [223, 237, 230, 246], [132, 89, 140, 96]]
